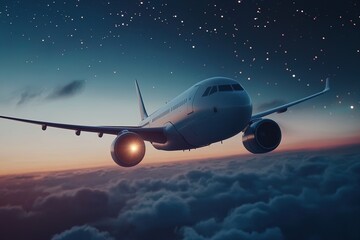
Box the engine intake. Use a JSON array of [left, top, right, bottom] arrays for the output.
[[111, 131, 146, 167], [242, 119, 281, 154]]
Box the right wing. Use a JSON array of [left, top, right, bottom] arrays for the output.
[[251, 78, 330, 120], [0, 115, 167, 143]]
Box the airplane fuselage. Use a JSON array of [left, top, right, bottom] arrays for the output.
[[140, 77, 253, 150]]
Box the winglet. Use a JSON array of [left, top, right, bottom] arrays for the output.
[[135, 80, 148, 121], [324, 78, 330, 92]]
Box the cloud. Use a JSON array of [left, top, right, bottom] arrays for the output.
[[33, 188, 110, 221], [51, 225, 114, 240], [0, 146, 359, 240], [0, 188, 111, 240], [256, 99, 287, 112], [13, 80, 85, 105], [182, 226, 283, 240], [47, 80, 85, 100], [17, 88, 43, 105]]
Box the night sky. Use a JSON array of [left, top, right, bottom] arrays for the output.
[[0, 1, 360, 239], [0, 0, 359, 172]]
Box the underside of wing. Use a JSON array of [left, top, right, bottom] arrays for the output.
[[0, 115, 166, 143]]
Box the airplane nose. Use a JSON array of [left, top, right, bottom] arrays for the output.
[[233, 91, 253, 124], [206, 91, 253, 141], [224, 90, 252, 110], [223, 90, 252, 124], [238, 91, 252, 108], [208, 91, 252, 129]]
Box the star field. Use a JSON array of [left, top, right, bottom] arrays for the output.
[[1, 1, 359, 111]]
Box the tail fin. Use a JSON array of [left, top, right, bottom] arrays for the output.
[[135, 80, 148, 121]]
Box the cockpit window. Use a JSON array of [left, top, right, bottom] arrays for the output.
[[202, 87, 211, 96], [232, 84, 243, 91], [209, 86, 218, 95], [218, 85, 233, 91], [203, 84, 243, 97]]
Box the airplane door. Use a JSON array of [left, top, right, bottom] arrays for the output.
[[186, 86, 199, 115]]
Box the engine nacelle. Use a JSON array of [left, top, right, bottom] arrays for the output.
[[242, 119, 281, 154], [111, 131, 146, 167]]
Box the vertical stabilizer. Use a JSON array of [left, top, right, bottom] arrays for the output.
[[135, 80, 148, 121]]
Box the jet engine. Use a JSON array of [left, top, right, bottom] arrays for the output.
[[242, 119, 281, 154], [111, 131, 146, 167]]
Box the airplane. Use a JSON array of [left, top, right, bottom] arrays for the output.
[[0, 77, 329, 167]]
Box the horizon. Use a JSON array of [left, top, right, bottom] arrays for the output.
[[1, 142, 359, 176]]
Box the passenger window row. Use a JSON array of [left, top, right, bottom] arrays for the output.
[[202, 84, 244, 97]]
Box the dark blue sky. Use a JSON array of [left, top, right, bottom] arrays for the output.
[[0, 0, 359, 173], [1, 0, 359, 93]]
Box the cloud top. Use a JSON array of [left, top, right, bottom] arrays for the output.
[[0, 146, 359, 240]]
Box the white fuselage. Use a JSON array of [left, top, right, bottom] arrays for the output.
[[139, 77, 253, 150]]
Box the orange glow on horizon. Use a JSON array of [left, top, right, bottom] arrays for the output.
[[280, 135, 360, 152], [1, 136, 359, 177]]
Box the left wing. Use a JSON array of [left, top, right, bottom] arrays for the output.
[[251, 78, 330, 120], [0, 115, 167, 143]]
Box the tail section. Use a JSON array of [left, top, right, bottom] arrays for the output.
[[135, 80, 148, 121]]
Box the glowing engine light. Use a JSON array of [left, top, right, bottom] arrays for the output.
[[129, 143, 139, 153]]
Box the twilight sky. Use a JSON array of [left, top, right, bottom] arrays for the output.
[[0, 0, 359, 174]]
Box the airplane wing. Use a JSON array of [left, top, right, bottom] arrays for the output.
[[251, 78, 330, 120], [0, 115, 167, 143]]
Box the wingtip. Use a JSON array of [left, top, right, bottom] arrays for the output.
[[324, 78, 330, 91]]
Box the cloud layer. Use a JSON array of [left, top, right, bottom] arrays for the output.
[[0, 146, 359, 240]]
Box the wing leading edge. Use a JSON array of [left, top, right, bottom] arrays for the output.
[[0, 115, 166, 143], [251, 78, 330, 120]]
